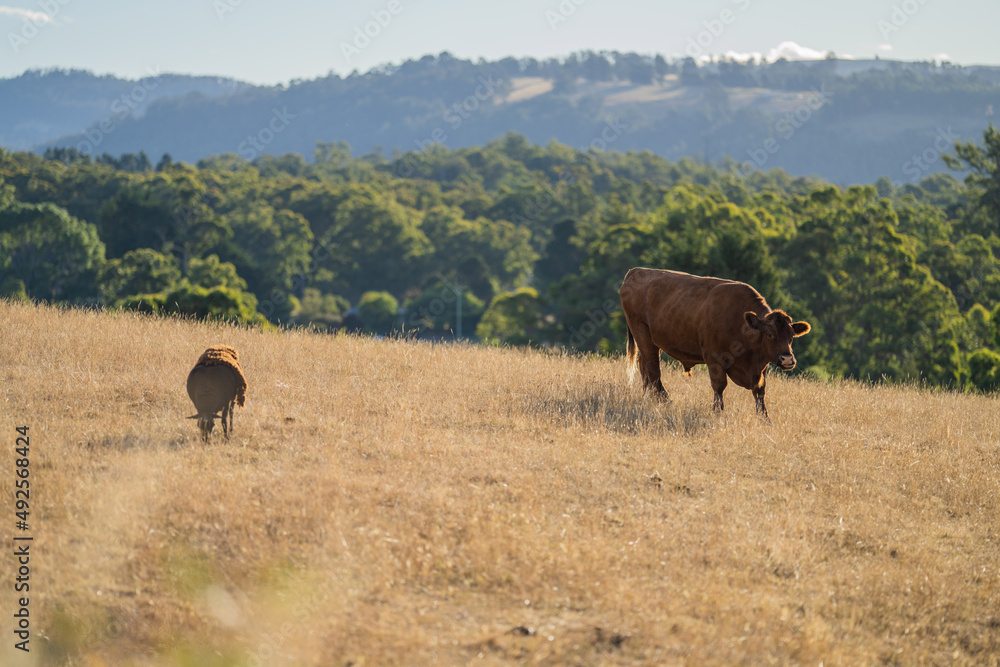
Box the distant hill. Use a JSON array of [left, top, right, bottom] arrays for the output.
[[5, 54, 1000, 184], [0, 69, 250, 151]]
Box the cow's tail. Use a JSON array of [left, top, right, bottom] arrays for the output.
[[625, 323, 639, 385]]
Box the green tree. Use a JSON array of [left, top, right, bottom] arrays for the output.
[[964, 303, 992, 350], [292, 288, 350, 330], [0, 175, 13, 209], [97, 170, 229, 272], [644, 186, 784, 300], [476, 287, 547, 346], [967, 348, 1000, 393], [221, 205, 313, 321], [0, 276, 28, 301], [787, 194, 962, 384], [313, 185, 431, 299], [403, 280, 485, 336], [97, 181, 176, 257], [357, 291, 400, 335], [420, 205, 537, 300], [186, 254, 249, 291], [944, 123, 1000, 236], [535, 218, 586, 287], [0, 202, 105, 302], [99, 248, 181, 304], [161, 283, 264, 324]]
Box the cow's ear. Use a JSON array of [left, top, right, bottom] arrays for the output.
[[744, 311, 763, 330], [792, 321, 811, 337]]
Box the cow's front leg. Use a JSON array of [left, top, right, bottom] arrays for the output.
[[708, 363, 727, 411], [752, 386, 768, 421], [752, 372, 770, 422]]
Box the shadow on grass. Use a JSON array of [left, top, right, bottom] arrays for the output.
[[520, 384, 712, 437], [83, 434, 188, 451]]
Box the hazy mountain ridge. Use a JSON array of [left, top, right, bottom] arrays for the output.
[[0, 68, 250, 150], [4, 54, 1000, 183]]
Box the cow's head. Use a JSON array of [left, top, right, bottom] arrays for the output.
[[744, 310, 811, 371]]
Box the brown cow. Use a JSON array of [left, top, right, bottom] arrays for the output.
[[619, 267, 810, 419]]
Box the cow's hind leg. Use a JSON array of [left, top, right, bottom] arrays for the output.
[[222, 402, 232, 440], [708, 363, 728, 411], [626, 318, 666, 395]]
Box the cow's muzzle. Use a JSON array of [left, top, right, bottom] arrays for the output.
[[777, 354, 796, 370]]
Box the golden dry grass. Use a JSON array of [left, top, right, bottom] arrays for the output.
[[1, 298, 999, 666], [503, 77, 554, 104]]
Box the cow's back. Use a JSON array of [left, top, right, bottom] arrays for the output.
[[620, 268, 767, 363]]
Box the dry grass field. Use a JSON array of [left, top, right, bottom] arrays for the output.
[[1, 298, 999, 666]]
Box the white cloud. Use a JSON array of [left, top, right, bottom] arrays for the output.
[[765, 41, 828, 61], [933, 53, 951, 63], [876, 43, 893, 52], [0, 6, 53, 23], [705, 50, 761, 64], [698, 42, 852, 65]]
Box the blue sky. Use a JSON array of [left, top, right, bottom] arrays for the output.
[[0, 0, 996, 84]]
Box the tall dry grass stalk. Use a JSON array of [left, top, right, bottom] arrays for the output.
[[0, 298, 998, 665]]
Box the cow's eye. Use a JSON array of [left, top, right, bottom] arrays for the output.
[[767, 331, 775, 340]]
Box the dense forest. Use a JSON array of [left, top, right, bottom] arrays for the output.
[[3, 124, 1000, 392], [6, 53, 1000, 184]]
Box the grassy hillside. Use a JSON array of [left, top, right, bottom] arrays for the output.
[[1, 299, 998, 665]]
